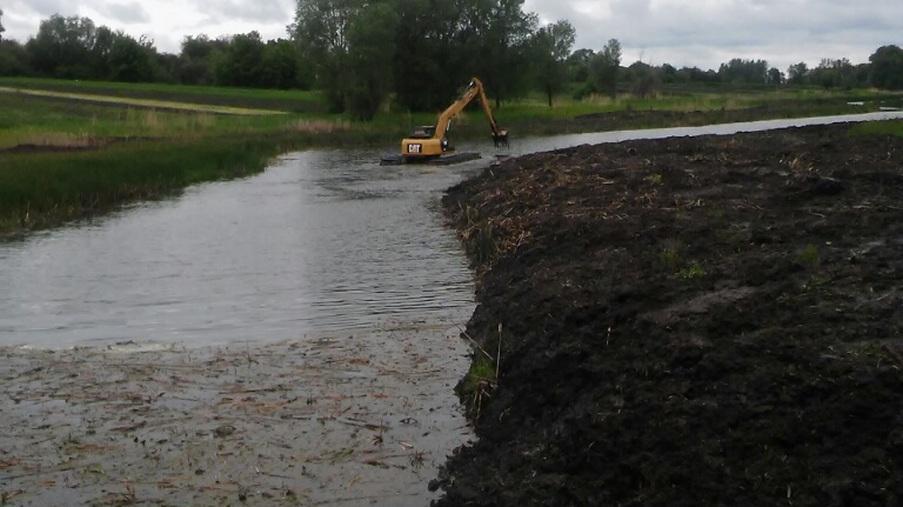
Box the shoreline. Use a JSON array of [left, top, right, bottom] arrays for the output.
[[435, 123, 903, 505]]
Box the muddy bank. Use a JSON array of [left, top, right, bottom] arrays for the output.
[[0, 325, 471, 506], [436, 124, 903, 505]]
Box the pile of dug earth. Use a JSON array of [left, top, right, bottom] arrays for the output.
[[434, 124, 903, 506]]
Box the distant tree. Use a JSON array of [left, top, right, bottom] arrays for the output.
[[566, 48, 594, 83], [677, 66, 719, 83], [0, 9, 5, 41], [589, 38, 621, 97], [27, 15, 98, 78], [214, 32, 265, 87], [869, 45, 903, 90], [345, 3, 398, 119], [259, 40, 301, 89], [854, 63, 872, 88], [810, 58, 855, 89], [91, 26, 115, 77], [108, 33, 156, 82], [767, 67, 784, 85], [719, 58, 767, 84], [532, 20, 576, 107], [787, 62, 808, 84], [627, 61, 660, 98], [154, 52, 179, 83], [660, 63, 678, 83], [178, 35, 224, 85], [0, 40, 30, 76], [0, 10, 31, 76]]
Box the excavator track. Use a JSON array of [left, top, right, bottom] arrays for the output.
[[380, 152, 481, 166]]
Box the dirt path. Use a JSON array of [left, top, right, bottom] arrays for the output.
[[436, 124, 903, 506], [0, 87, 287, 116], [0, 325, 471, 506]]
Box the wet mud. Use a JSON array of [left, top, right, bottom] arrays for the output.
[[0, 324, 471, 506], [436, 124, 903, 506]]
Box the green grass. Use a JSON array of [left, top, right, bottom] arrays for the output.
[[0, 92, 397, 151], [2, 77, 902, 235], [462, 356, 497, 397], [0, 76, 328, 113], [850, 120, 903, 138]]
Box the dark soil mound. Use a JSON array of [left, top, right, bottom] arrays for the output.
[[435, 124, 903, 506]]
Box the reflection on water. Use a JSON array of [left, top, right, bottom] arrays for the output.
[[2, 111, 902, 348]]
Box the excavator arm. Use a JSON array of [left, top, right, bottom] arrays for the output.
[[434, 78, 507, 143], [401, 77, 508, 159]]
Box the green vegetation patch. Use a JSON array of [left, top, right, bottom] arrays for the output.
[[0, 137, 283, 233], [850, 120, 903, 138], [0, 77, 327, 114], [0, 87, 288, 115]]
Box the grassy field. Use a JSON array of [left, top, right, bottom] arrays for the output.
[[1, 77, 901, 235], [0, 77, 328, 114], [851, 119, 903, 137], [0, 86, 289, 115]]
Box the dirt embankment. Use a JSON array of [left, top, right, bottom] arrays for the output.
[[435, 124, 903, 506]]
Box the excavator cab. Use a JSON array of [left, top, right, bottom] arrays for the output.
[[408, 126, 436, 139]]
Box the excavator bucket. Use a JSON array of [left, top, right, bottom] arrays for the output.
[[493, 129, 510, 149]]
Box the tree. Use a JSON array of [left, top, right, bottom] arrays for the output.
[[178, 35, 225, 85], [214, 32, 265, 87], [767, 67, 784, 85], [292, 0, 359, 112], [676, 66, 719, 83], [532, 20, 576, 107], [660, 63, 678, 83], [345, 3, 397, 119], [869, 45, 903, 90], [0, 40, 30, 76], [718, 58, 767, 84], [566, 48, 594, 83], [27, 15, 98, 78], [474, 0, 538, 108], [391, 0, 446, 110], [108, 33, 155, 82], [627, 61, 660, 98], [787, 62, 808, 84], [0, 9, 5, 41], [589, 38, 621, 98], [810, 58, 855, 89], [91, 26, 115, 77], [259, 40, 301, 89]]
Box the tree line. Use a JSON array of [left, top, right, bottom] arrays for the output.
[[1, 5, 902, 120]]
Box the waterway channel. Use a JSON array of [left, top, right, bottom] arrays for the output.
[[1, 111, 901, 506]]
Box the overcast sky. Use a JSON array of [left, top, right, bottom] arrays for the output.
[[2, 0, 901, 71]]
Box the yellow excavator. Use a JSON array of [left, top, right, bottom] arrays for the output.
[[385, 77, 508, 165]]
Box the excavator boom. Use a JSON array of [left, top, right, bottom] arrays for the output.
[[400, 77, 508, 160]]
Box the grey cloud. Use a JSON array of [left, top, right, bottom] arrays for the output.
[[529, 0, 903, 69], [101, 2, 150, 23], [16, 0, 67, 16], [199, 0, 292, 24]]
